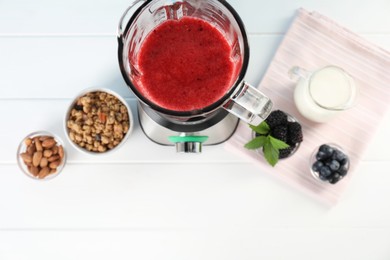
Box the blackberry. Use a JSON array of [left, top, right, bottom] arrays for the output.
[[279, 146, 294, 159], [270, 125, 288, 143], [287, 121, 303, 144], [265, 110, 288, 128]]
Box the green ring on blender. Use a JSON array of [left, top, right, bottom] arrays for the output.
[[168, 136, 209, 143]]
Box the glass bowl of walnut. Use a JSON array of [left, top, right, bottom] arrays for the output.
[[17, 131, 66, 180], [64, 88, 134, 155]]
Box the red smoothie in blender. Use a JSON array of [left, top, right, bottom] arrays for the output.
[[135, 17, 237, 111]]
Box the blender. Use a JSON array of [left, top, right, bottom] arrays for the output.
[[118, 0, 272, 153]]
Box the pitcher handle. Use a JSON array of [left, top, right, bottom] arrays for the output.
[[288, 66, 310, 81], [223, 82, 273, 126]]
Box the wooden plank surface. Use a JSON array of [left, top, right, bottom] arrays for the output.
[[0, 0, 389, 34], [1, 0, 390, 259]]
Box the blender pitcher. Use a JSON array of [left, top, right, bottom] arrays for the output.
[[118, 0, 273, 152]]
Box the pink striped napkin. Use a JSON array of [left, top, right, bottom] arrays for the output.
[[225, 8, 390, 206]]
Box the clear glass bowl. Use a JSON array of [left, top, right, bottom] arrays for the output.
[[251, 112, 301, 159], [16, 131, 66, 180], [310, 143, 350, 184], [64, 87, 134, 155]]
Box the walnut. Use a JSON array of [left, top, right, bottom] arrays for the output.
[[67, 91, 130, 153]]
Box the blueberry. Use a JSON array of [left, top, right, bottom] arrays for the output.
[[329, 172, 342, 184], [340, 157, 349, 166], [312, 161, 324, 172], [319, 166, 332, 177], [339, 165, 348, 176], [319, 144, 330, 152], [319, 174, 328, 181], [319, 145, 334, 158], [329, 160, 340, 171], [316, 151, 328, 160], [334, 150, 347, 161], [325, 159, 332, 166], [325, 147, 334, 157]]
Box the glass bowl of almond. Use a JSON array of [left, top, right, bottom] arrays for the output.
[[17, 131, 66, 180]]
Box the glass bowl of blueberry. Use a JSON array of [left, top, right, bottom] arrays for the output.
[[310, 144, 349, 184]]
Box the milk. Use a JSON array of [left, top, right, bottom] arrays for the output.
[[293, 66, 357, 123]]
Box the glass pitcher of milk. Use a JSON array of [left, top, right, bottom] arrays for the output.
[[289, 66, 358, 123]]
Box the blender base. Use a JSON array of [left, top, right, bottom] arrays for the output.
[[138, 103, 240, 147]]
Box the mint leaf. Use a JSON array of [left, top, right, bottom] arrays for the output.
[[269, 135, 290, 150], [249, 121, 270, 135], [245, 121, 291, 166], [244, 136, 267, 150], [263, 137, 280, 167]]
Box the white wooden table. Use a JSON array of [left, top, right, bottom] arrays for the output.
[[1, 0, 390, 259]]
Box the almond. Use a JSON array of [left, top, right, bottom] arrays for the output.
[[28, 166, 39, 176], [43, 149, 53, 158], [58, 145, 64, 159], [39, 135, 52, 141], [32, 151, 43, 167], [40, 157, 48, 168], [48, 155, 60, 162], [49, 160, 61, 169], [52, 145, 58, 155], [35, 139, 43, 152], [50, 168, 57, 174], [20, 153, 32, 163], [42, 138, 56, 148], [24, 138, 32, 146], [38, 167, 50, 179], [27, 144, 36, 155]]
